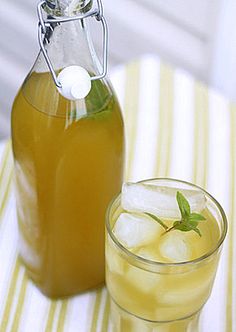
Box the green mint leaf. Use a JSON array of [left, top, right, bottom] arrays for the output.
[[173, 220, 181, 227], [144, 192, 205, 238], [172, 221, 202, 236], [144, 212, 169, 230], [188, 213, 206, 222], [189, 220, 198, 228], [191, 227, 202, 237], [172, 222, 192, 232], [176, 191, 191, 219], [169, 192, 204, 237]]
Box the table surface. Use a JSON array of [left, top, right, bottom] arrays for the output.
[[0, 55, 235, 332]]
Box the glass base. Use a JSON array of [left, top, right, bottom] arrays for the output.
[[110, 297, 200, 332]]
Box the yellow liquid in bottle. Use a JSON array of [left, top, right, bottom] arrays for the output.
[[12, 72, 125, 298]]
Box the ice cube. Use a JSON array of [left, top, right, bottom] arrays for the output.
[[159, 232, 192, 262], [113, 213, 161, 248], [122, 182, 206, 219]]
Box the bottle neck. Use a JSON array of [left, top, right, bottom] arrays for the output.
[[24, 6, 112, 116], [35, 16, 101, 77], [44, 0, 93, 17]]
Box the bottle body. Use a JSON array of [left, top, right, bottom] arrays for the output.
[[12, 62, 124, 296]]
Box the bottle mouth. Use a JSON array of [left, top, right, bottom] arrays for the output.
[[44, 0, 93, 16]]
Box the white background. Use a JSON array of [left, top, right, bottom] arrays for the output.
[[0, 0, 235, 139]]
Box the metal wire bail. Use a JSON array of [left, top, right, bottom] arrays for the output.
[[37, 0, 108, 88]]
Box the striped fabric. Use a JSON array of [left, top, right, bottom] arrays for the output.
[[0, 55, 235, 331]]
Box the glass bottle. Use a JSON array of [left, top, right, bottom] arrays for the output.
[[11, 0, 125, 298]]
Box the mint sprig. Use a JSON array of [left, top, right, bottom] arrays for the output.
[[146, 191, 206, 237], [144, 212, 169, 230]]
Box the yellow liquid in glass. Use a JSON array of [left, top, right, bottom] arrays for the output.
[[12, 72, 125, 298], [106, 205, 221, 327]]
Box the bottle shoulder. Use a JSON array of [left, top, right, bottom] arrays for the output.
[[13, 71, 121, 120]]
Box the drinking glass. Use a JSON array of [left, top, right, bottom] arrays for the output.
[[105, 178, 227, 331]]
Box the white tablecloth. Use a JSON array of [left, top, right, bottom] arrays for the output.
[[0, 55, 235, 331]]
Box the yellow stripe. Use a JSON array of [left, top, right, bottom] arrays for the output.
[[196, 82, 209, 188], [0, 259, 21, 332], [155, 63, 174, 177], [0, 142, 9, 168], [101, 292, 110, 332], [0, 169, 13, 221], [226, 105, 236, 331], [164, 65, 174, 178], [0, 142, 11, 204], [89, 288, 103, 332], [193, 83, 208, 187], [56, 300, 68, 332], [45, 301, 58, 332], [123, 61, 140, 181], [10, 270, 28, 332], [0, 142, 11, 188], [193, 86, 199, 183], [201, 86, 209, 189], [155, 64, 165, 176], [0, 143, 25, 331]]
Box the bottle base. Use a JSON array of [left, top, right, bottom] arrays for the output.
[[19, 255, 105, 299]]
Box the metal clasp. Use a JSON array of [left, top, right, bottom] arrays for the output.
[[37, 0, 108, 88]]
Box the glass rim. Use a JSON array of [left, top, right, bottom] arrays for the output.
[[106, 177, 228, 268]]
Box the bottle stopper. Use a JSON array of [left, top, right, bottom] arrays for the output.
[[37, 0, 108, 98], [57, 65, 92, 100]]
